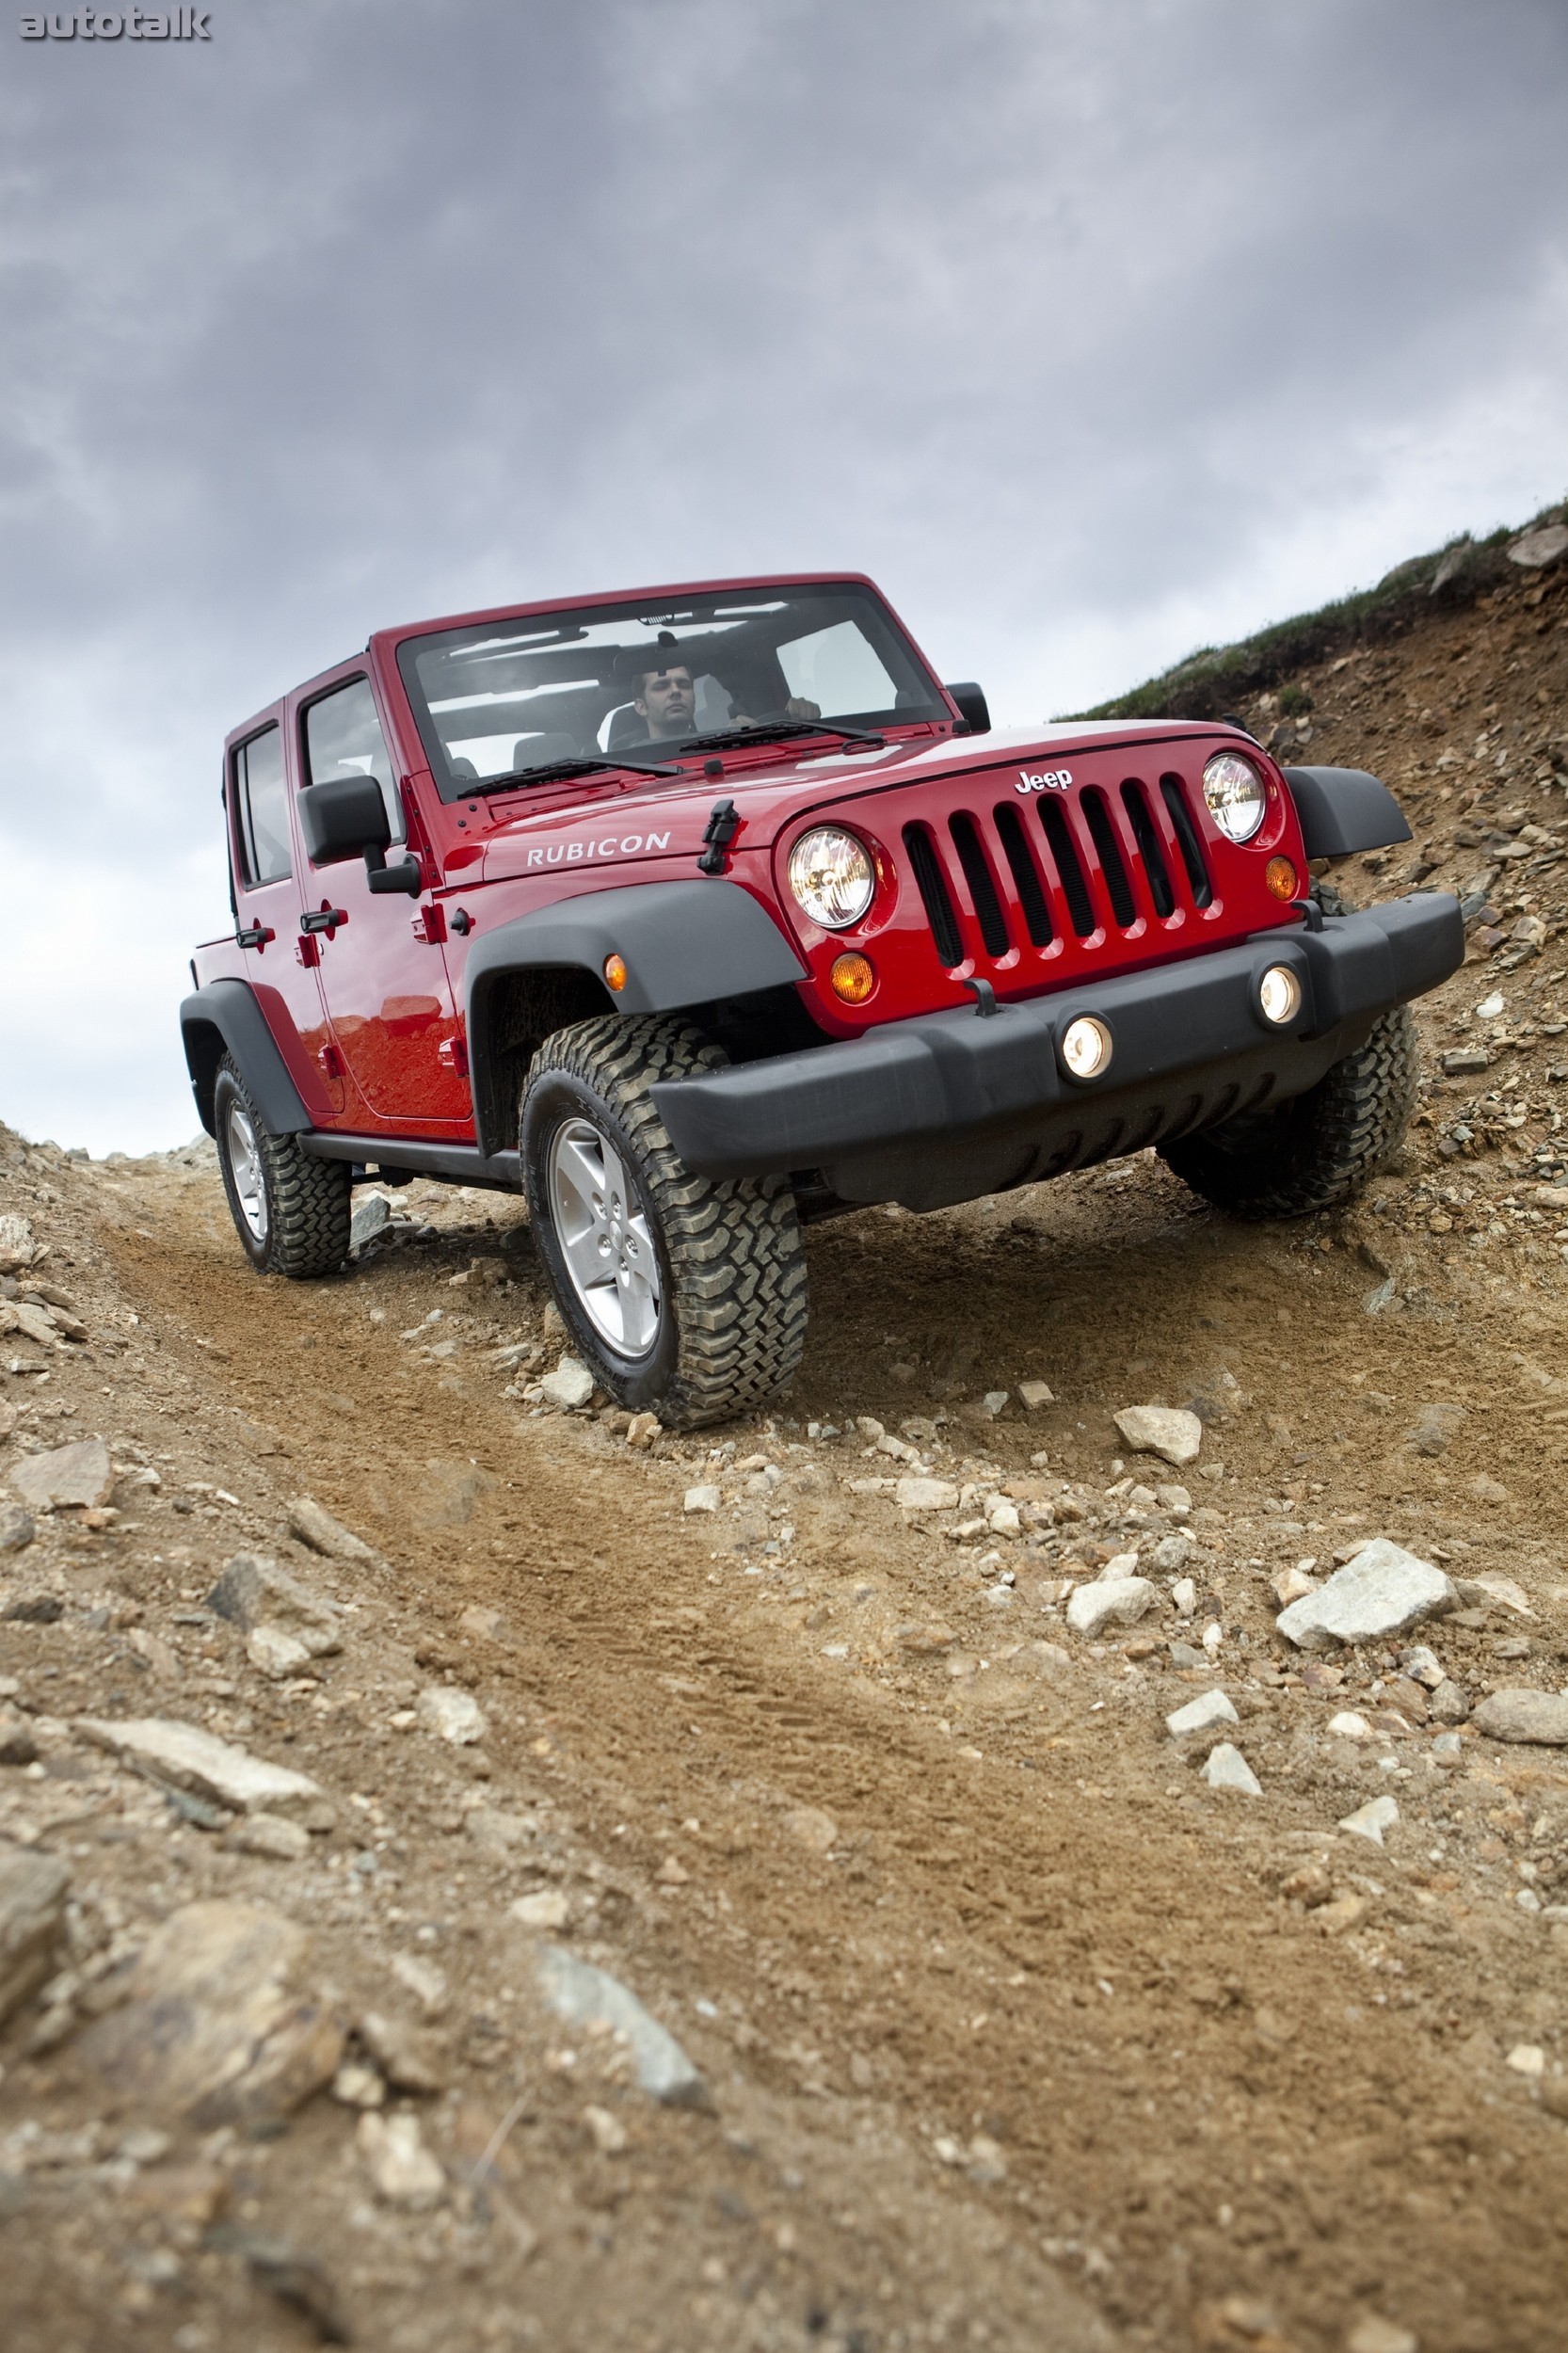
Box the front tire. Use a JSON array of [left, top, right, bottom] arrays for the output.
[[520, 1016, 808, 1428], [1159, 1003, 1418, 1220], [214, 1057, 350, 1277]]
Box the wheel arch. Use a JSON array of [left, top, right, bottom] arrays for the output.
[[180, 981, 312, 1138], [1283, 765, 1414, 860], [465, 881, 808, 1158]]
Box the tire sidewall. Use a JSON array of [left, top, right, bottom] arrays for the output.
[[521, 1065, 681, 1411], [214, 1066, 273, 1273]]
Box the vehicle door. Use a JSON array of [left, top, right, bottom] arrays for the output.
[[228, 715, 344, 1118], [296, 673, 472, 1128]]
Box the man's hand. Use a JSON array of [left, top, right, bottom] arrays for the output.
[[784, 697, 822, 721]]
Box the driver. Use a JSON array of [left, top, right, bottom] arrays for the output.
[[623, 628, 822, 744], [631, 634, 696, 743]]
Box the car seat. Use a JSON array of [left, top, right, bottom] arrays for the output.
[[510, 732, 583, 769]]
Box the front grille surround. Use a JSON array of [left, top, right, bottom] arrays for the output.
[[893, 768, 1221, 976]]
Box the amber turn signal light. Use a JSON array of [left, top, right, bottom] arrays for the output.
[[1265, 856, 1298, 902], [603, 952, 628, 992], [830, 952, 875, 1004]]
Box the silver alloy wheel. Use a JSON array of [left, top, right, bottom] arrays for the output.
[[225, 1097, 269, 1244], [547, 1114, 663, 1358]]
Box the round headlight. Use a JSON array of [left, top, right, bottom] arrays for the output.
[[1202, 750, 1267, 844], [788, 827, 875, 930]]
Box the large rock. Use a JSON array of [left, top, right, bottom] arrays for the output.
[[1113, 1406, 1202, 1467], [536, 1947, 709, 2108], [349, 1192, 392, 1251], [286, 1496, 376, 1563], [539, 1357, 594, 1411], [0, 1503, 35, 1555], [76, 1717, 333, 1826], [357, 2110, 445, 2208], [416, 1687, 487, 1745], [1065, 1575, 1155, 1637], [1339, 1795, 1400, 1845], [0, 1848, 70, 2026], [1201, 1743, 1260, 1796], [1274, 1539, 1455, 1651], [896, 1477, 959, 1512], [8, 1437, 112, 1512], [1508, 522, 1568, 570], [78, 1900, 344, 2125], [1166, 1689, 1238, 1738], [207, 1554, 344, 1669], [1473, 1689, 1568, 1746]]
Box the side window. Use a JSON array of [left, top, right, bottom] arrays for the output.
[[233, 725, 291, 888], [302, 677, 405, 846]]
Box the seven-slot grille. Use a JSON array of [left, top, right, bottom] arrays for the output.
[[903, 776, 1212, 969]]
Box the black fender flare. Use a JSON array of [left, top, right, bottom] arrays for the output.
[[1283, 765, 1414, 860], [464, 879, 808, 1157], [180, 980, 312, 1138]]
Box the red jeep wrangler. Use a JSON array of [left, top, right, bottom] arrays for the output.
[[184, 574, 1461, 1425]]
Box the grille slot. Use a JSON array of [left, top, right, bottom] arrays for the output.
[[1038, 798, 1096, 937], [1160, 776, 1212, 906], [1121, 780, 1175, 918], [1080, 790, 1136, 927], [904, 824, 964, 968], [948, 813, 1011, 956], [992, 804, 1054, 945]]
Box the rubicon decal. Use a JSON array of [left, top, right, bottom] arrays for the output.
[[1016, 767, 1073, 794], [522, 829, 671, 870]]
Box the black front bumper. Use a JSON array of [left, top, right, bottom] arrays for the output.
[[652, 893, 1463, 1213]]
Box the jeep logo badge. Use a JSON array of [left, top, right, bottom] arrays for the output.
[[1016, 767, 1073, 794]]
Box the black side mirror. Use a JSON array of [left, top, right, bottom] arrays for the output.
[[944, 681, 990, 736], [298, 775, 423, 896], [300, 774, 391, 863]]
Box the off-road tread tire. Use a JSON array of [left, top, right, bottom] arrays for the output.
[[1159, 1003, 1418, 1222], [215, 1055, 351, 1278], [521, 1016, 808, 1430]]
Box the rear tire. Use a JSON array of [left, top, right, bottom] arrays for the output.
[[214, 1057, 350, 1277], [1159, 1003, 1418, 1220], [521, 1016, 808, 1429]]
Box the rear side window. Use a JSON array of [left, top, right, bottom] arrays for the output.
[[302, 677, 404, 845], [232, 725, 291, 887]]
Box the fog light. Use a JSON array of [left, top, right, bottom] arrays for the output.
[[1259, 964, 1302, 1025], [830, 951, 876, 1004], [1061, 1015, 1112, 1080], [603, 952, 628, 992], [1265, 856, 1298, 901]]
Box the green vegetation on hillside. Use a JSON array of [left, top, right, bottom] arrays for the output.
[[1070, 501, 1565, 723]]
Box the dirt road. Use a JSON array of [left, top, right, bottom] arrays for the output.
[[5, 1114, 1568, 2353]]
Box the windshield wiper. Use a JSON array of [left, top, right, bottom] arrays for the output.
[[680, 718, 887, 754], [470, 752, 684, 795]]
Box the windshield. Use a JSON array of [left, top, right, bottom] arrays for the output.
[[395, 582, 949, 800]]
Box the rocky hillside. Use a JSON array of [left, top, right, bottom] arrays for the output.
[[3, 517, 1568, 2353]]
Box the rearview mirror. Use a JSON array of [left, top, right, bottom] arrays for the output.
[[944, 681, 990, 736]]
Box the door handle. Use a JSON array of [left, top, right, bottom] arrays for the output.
[[235, 924, 276, 951], [300, 906, 347, 937]]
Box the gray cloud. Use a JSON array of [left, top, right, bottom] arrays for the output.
[[2, 0, 1565, 1145]]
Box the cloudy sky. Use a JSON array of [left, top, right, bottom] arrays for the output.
[[3, 0, 1565, 1153]]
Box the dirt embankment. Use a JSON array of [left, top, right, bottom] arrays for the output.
[[3, 543, 1568, 2353]]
